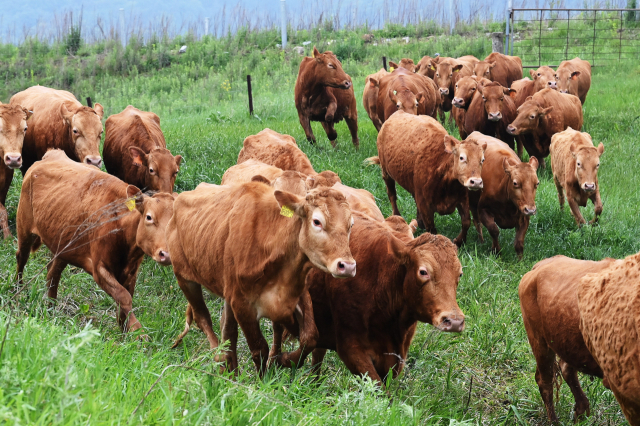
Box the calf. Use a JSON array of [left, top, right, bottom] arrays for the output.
[[104, 105, 181, 193], [10, 85, 104, 171], [511, 66, 557, 108], [0, 104, 32, 238], [507, 88, 583, 165], [432, 55, 479, 114], [363, 68, 388, 131], [469, 134, 538, 258], [519, 255, 613, 423], [550, 128, 604, 226], [579, 253, 640, 426], [370, 112, 486, 246], [294, 47, 359, 148], [167, 182, 356, 376], [272, 213, 464, 384], [473, 52, 523, 88], [555, 57, 591, 104], [15, 150, 174, 332]]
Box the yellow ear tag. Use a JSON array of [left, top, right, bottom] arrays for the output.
[[393, 90, 397, 95], [280, 205, 295, 218], [312, 51, 315, 58], [126, 199, 136, 211], [430, 65, 436, 70], [390, 66, 395, 72], [454, 69, 459, 72]]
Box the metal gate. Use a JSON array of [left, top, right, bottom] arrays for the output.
[[506, 8, 640, 68]]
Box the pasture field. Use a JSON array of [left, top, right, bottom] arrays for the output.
[[0, 32, 639, 425]]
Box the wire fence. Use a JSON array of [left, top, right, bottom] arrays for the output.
[[508, 8, 640, 68]]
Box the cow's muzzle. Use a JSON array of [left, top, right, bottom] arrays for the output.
[[506, 125, 517, 135], [582, 182, 597, 192], [343, 81, 352, 89], [157, 249, 172, 266], [465, 177, 483, 190], [4, 153, 22, 169], [548, 81, 557, 89], [330, 258, 356, 278], [439, 87, 449, 96], [84, 155, 103, 168], [523, 206, 537, 216], [437, 316, 465, 332], [452, 97, 465, 108], [488, 112, 502, 122]]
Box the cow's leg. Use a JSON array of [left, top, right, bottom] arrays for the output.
[[16, 233, 38, 285], [298, 111, 315, 143], [554, 177, 565, 209], [174, 276, 219, 348], [453, 201, 470, 247], [274, 293, 318, 369], [94, 263, 141, 332], [568, 195, 587, 226], [559, 360, 590, 419], [0, 167, 13, 239], [324, 101, 337, 123], [216, 299, 239, 373], [338, 342, 383, 386], [470, 201, 484, 243], [171, 304, 194, 348], [516, 136, 524, 158], [514, 216, 530, 260], [479, 207, 501, 254], [534, 346, 558, 421], [45, 258, 68, 300], [589, 190, 603, 225], [320, 121, 338, 148], [0, 204, 9, 239], [381, 171, 401, 216], [311, 348, 328, 378], [345, 116, 360, 150], [269, 321, 286, 361], [230, 296, 269, 377]]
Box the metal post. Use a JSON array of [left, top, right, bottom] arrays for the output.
[[566, 10, 570, 60], [620, 10, 623, 60], [593, 11, 597, 66], [382, 56, 387, 71], [119, 8, 126, 47], [539, 9, 543, 67], [205, 17, 209, 37], [86, 97, 93, 108], [510, 10, 514, 56], [505, 0, 512, 54], [280, 0, 287, 49], [247, 75, 254, 115]]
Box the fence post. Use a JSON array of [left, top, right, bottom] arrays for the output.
[[86, 97, 93, 108], [491, 33, 504, 53], [119, 8, 126, 47], [247, 75, 254, 116], [280, 0, 287, 49], [505, 0, 512, 54], [205, 17, 209, 37], [382, 56, 387, 71]]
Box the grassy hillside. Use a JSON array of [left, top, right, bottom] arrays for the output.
[[0, 27, 637, 425]]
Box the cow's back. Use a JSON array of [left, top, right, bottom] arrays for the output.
[[511, 78, 535, 108], [237, 129, 316, 175], [536, 89, 583, 133], [558, 58, 592, 103], [332, 182, 384, 222]]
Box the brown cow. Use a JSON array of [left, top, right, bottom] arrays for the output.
[[221, 160, 309, 197], [510, 66, 557, 108], [15, 150, 174, 332], [0, 104, 32, 238], [271, 213, 464, 384], [363, 68, 389, 131], [555, 57, 591, 104], [579, 253, 640, 426], [451, 75, 491, 140], [167, 182, 356, 376], [550, 128, 604, 226], [431, 55, 479, 114], [10, 86, 104, 171], [519, 255, 613, 422], [332, 182, 385, 222], [388, 58, 416, 72], [370, 112, 486, 246], [294, 47, 359, 148], [415, 55, 438, 79], [103, 105, 181, 193], [507, 88, 583, 165], [473, 52, 523, 88], [469, 134, 538, 258]]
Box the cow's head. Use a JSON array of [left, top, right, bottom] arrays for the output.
[[60, 101, 104, 167], [130, 146, 181, 193], [416, 55, 439, 78], [473, 61, 497, 81], [530, 66, 556, 91], [127, 187, 176, 266], [555, 68, 580, 96], [453, 76, 484, 109], [507, 98, 553, 136], [274, 187, 356, 278], [503, 157, 539, 216], [311, 47, 351, 90], [383, 215, 416, 241], [0, 104, 31, 169], [398, 58, 417, 72], [305, 170, 341, 190], [434, 60, 463, 96], [481, 81, 516, 122], [387, 232, 465, 332], [270, 171, 308, 197], [570, 134, 604, 193], [389, 88, 423, 115], [445, 135, 486, 190]]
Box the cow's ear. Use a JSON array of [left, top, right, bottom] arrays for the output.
[[571, 71, 581, 80], [443, 135, 460, 154], [569, 142, 577, 159], [251, 175, 271, 185], [174, 154, 182, 168], [369, 77, 379, 88], [408, 219, 418, 235], [389, 61, 399, 69], [22, 107, 33, 120], [540, 106, 554, 117], [172, 192, 179, 200], [387, 233, 410, 265], [529, 69, 537, 79], [60, 102, 75, 124], [503, 157, 516, 175], [597, 142, 605, 157], [508, 88, 517, 99], [129, 146, 147, 167], [452, 64, 463, 73], [313, 47, 322, 62], [416, 92, 424, 102], [480, 141, 488, 152], [389, 88, 398, 104], [529, 156, 539, 170], [429, 62, 436, 71], [318, 170, 341, 185], [525, 96, 533, 102], [93, 103, 104, 119], [274, 190, 305, 217], [489, 61, 497, 69], [125, 185, 144, 214]]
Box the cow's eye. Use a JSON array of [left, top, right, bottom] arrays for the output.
[[459, 155, 465, 161], [73, 129, 78, 134], [537, 73, 541, 77], [577, 162, 581, 167], [530, 115, 535, 119], [535, 181, 540, 187], [485, 70, 490, 74], [146, 214, 152, 222], [513, 181, 518, 187], [471, 87, 475, 91], [500, 97, 504, 101], [328, 64, 335, 69], [459, 272, 463, 278], [24, 127, 27, 132], [455, 84, 458, 88], [419, 270, 428, 276], [415, 102, 419, 107], [313, 219, 322, 228], [436, 73, 439, 77], [149, 168, 155, 174], [396, 104, 400, 109], [596, 163, 600, 168], [481, 157, 485, 163]]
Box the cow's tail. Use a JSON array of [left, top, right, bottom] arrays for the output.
[[364, 156, 380, 167]]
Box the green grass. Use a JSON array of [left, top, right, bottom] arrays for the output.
[[1, 32, 638, 425]]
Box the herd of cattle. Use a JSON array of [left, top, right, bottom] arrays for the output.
[[0, 45, 636, 423]]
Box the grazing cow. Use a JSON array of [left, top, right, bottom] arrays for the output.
[[369, 68, 440, 129], [555, 57, 591, 104], [579, 253, 640, 426], [221, 160, 309, 197], [167, 182, 356, 376], [511, 66, 557, 108], [431, 55, 479, 114], [10, 86, 104, 171], [271, 213, 464, 384], [294, 47, 359, 148], [0, 104, 32, 238], [370, 112, 486, 246], [507, 88, 583, 165], [469, 134, 538, 258], [550, 128, 604, 226], [363, 68, 389, 131], [473, 52, 523, 88], [103, 105, 181, 193], [519, 255, 613, 423], [415, 55, 438, 79], [15, 150, 174, 332]]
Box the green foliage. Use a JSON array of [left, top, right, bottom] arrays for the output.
[[64, 24, 82, 56]]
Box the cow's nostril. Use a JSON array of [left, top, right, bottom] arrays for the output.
[[337, 261, 345, 270]]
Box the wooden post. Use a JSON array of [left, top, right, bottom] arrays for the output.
[[247, 75, 254, 115], [86, 97, 93, 108], [382, 56, 387, 71]]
